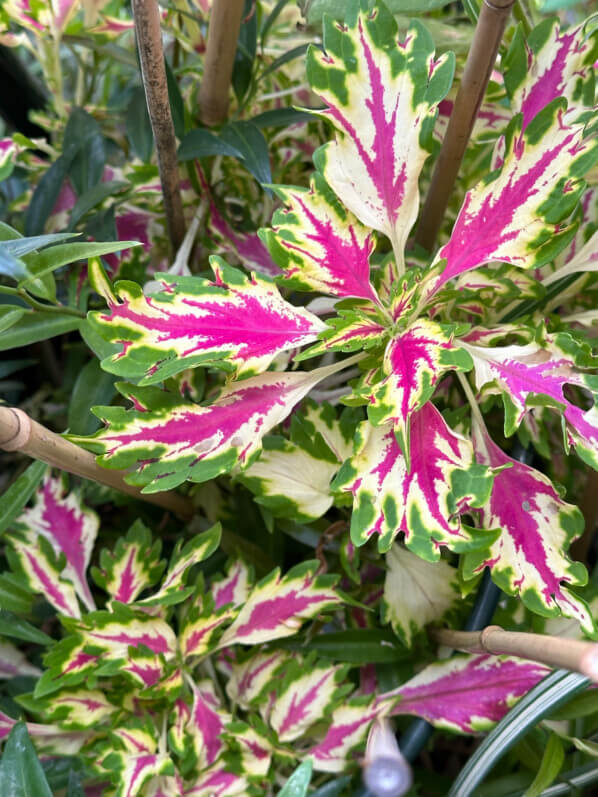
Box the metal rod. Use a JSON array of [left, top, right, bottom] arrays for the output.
[[132, 0, 186, 254], [415, 0, 515, 252], [0, 406, 193, 520]]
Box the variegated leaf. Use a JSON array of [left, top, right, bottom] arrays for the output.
[[368, 320, 472, 455], [387, 653, 550, 733], [183, 766, 248, 796], [212, 560, 251, 610], [6, 529, 81, 618], [14, 476, 98, 611], [297, 304, 387, 360], [88, 257, 324, 384], [264, 174, 379, 302], [33, 689, 117, 729], [218, 561, 341, 647], [224, 720, 271, 776], [382, 544, 459, 647], [464, 421, 592, 631], [226, 650, 290, 709], [0, 711, 89, 756], [269, 662, 348, 742], [179, 606, 236, 660], [186, 679, 230, 769], [460, 331, 598, 469], [426, 99, 598, 297], [307, 5, 454, 272], [92, 520, 165, 604], [505, 19, 598, 130], [0, 640, 41, 679], [333, 403, 494, 557], [83, 357, 360, 491], [310, 700, 380, 773], [103, 749, 174, 797], [138, 525, 221, 607]]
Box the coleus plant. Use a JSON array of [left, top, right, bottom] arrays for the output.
[[78, 0, 598, 636], [1, 476, 556, 794]]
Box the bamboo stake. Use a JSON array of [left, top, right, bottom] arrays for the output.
[[0, 406, 193, 521], [415, 0, 516, 252], [431, 625, 598, 682], [198, 0, 245, 126], [132, 0, 186, 254]]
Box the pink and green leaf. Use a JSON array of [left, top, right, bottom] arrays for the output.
[[186, 679, 230, 768], [263, 173, 379, 302], [368, 320, 472, 456], [88, 258, 324, 384], [461, 331, 598, 469], [218, 561, 341, 647], [310, 700, 380, 773], [91, 520, 165, 604], [464, 422, 593, 631], [226, 650, 291, 709], [32, 688, 117, 729], [307, 6, 454, 272], [427, 99, 598, 297], [82, 358, 359, 491], [182, 766, 248, 796], [387, 653, 550, 733], [333, 402, 494, 557], [14, 476, 98, 611]]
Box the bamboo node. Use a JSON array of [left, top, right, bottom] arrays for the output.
[[0, 407, 31, 451]]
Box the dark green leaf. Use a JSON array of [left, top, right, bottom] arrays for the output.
[[304, 629, 408, 664], [0, 574, 34, 615], [68, 180, 129, 230], [178, 128, 243, 161], [0, 312, 81, 351], [0, 611, 52, 645], [0, 723, 52, 797], [251, 108, 314, 128], [66, 108, 106, 195], [310, 776, 352, 796], [0, 233, 76, 281], [233, 0, 257, 101], [127, 87, 154, 162], [164, 58, 185, 139], [220, 121, 272, 185], [25, 154, 71, 236], [304, 0, 453, 23], [68, 358, 117, 434], [65, 768, 86, 796], [449, 671, 590, 796], [0, 460, 47, 536], [260, 43, 309, 81], [261, 0, 290, 41], [279, 759, 313, 797]]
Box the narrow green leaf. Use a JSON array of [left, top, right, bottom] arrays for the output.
[[68, 358, 117, 434], [310, 776, 352, 797], [0, 574, 34, 615], [549, 689, 598, 721], [24, 155, 71, 236], [0, 611, 53, 645], [0, 723, 52, 797], [0, 313, 81, 351], [278, 759, 313, 797], [233, 0, 257, 101], [303, 629, 408, 664], [250, 108, 314, 128], [261, 0, 289, 41], [22, 240, 140, 283], [260, 44, 309, 81], [127, 87, 154, 162], [68, 180, 129, 230], [0, 307, 25, 334], [449, 671, 590, 796], [220, 121, 272, 185], [178, 128, 243, 161], [164, 57, 185, 139], [0, 460, 47, 536], [524, 733, 565, 797]]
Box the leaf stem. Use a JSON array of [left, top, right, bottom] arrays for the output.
[[456, 370, 485, 432], [0, 286, 86, 318], [431, 625, 598, 682]]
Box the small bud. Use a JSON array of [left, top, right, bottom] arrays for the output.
[[363, 719, 412, 797]]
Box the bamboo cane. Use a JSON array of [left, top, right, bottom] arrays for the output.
[[431, 625, 598, 682], [415, 0, 516, 252], [0, 406, 193, 520], [198, 0, 245, 126], [132, 0, 186, 254]]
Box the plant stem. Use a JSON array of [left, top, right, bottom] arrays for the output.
[[131, 0, 186, 255], [0, 406, 193, 520], [0, 286, 86, 318], [456, 370, 485, 432], [198, 0, 245, 126], [431, 625, 598, 682], [415, 0, 515, 252]]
